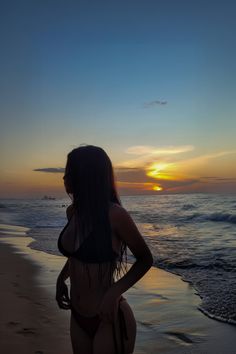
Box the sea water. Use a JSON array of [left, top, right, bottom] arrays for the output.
[[0, 193, 236, 324]]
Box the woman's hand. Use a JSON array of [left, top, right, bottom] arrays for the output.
[[56, 277, 71, 310], [99, 290, 120, 323]]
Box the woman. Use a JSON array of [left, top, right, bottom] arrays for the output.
[[56, 145, 153, 354]]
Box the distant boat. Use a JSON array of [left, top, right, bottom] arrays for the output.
[[42, 195, 56, 200]]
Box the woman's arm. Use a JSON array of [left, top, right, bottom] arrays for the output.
[[112, 206, 153, 295], [99, 205, 153, 321], [56, 259, 70, 309], [57, 259, 70, 282]]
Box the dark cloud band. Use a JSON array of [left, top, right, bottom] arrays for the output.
[[33, 168, 65, 173]]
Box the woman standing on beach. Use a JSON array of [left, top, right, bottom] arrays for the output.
[[56, 145, 153, 354]]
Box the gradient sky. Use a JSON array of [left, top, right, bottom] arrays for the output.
[[1, 0, 236, 198]]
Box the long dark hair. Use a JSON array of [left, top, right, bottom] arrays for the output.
[[64, 145, 127, 276]]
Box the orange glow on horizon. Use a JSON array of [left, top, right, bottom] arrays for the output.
[[117, 180, 166, 193], [117, 181, 154, 189], [153, 185, 163, 191]]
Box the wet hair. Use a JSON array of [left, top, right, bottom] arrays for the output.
[[64, 144, 127, 278]]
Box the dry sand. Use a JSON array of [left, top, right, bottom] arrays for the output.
[[0, 227, 236, 354]]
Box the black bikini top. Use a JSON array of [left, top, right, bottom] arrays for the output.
[[58, 212, 119, 263]]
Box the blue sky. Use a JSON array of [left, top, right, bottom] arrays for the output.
[[1, 0, 236, 197]]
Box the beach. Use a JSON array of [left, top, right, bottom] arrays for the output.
[[0, 236, 71, 354], [1, 226, 236, 354]]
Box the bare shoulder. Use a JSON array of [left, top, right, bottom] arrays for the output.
[[109, 203, 138, 234], [109, 202, 127, 216], [109, 203, 131, 226], [110, 203, 153, 262]]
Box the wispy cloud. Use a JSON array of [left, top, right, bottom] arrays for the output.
[[126, 145, 194, 155], [33, 168, 65, 173], [200, 176, 236, 183], [144, 100, 167, 108], [118, 145, 194, 169], [172, 150, 236, 175]]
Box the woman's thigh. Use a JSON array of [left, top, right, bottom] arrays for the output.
[[93, 321, 116, 354], [93, 299, 136, 354], [119, 299, 136, 354], [70, 314, 93, 354]]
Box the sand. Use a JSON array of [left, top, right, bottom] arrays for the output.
[[0, 225, 236, 354]]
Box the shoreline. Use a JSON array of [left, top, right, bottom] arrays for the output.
[[0, 237, 72, 354], [0, 225, 236, 353], [154, 266, 236, 327]]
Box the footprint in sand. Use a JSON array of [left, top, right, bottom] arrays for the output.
[[7, 321, 20, 326], [35, 351, 44, 354], [34, 301, 42, 306], [42, 317, 52, 324], [12, 282, 19, 288], [165, 331, 194, 344], [18, 294, 31, 300], [138, 320, 158, 330], [16, 327, 37, 336]]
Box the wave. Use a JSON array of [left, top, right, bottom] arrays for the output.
[[34, 225, 63, 229], [181, 204, 196, 210], [153, 258, 236, 325], [198, 306, 236, 325], [186, 212, 236, 225], [155, 258, 236, 272]]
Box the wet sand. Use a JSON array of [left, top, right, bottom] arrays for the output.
[[0, 239, 71, 354], [0, 226, 235, 354]]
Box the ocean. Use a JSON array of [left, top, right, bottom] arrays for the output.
[[0, 193, 236, 325]]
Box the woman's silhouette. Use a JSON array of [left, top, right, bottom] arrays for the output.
[[56, 145, 153, 354]]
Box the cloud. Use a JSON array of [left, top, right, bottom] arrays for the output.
[[200, 176, 236, 183], [181, 151, 236, 165], [32, 147, 236, 195], [115, 145, 236, 193], [157, 178, 199, 189], [172, 150, 236, 176], [33, 168, 65, 173], [115, 165, 199, 191], [125, 145, 194, 155], [117, 145, 194, 169], [115, 167, 149, 183], [144, 100, 167, 108], [116, 176, 199, 193]]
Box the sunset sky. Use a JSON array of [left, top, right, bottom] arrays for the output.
[[1, 0, 236, 198]]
